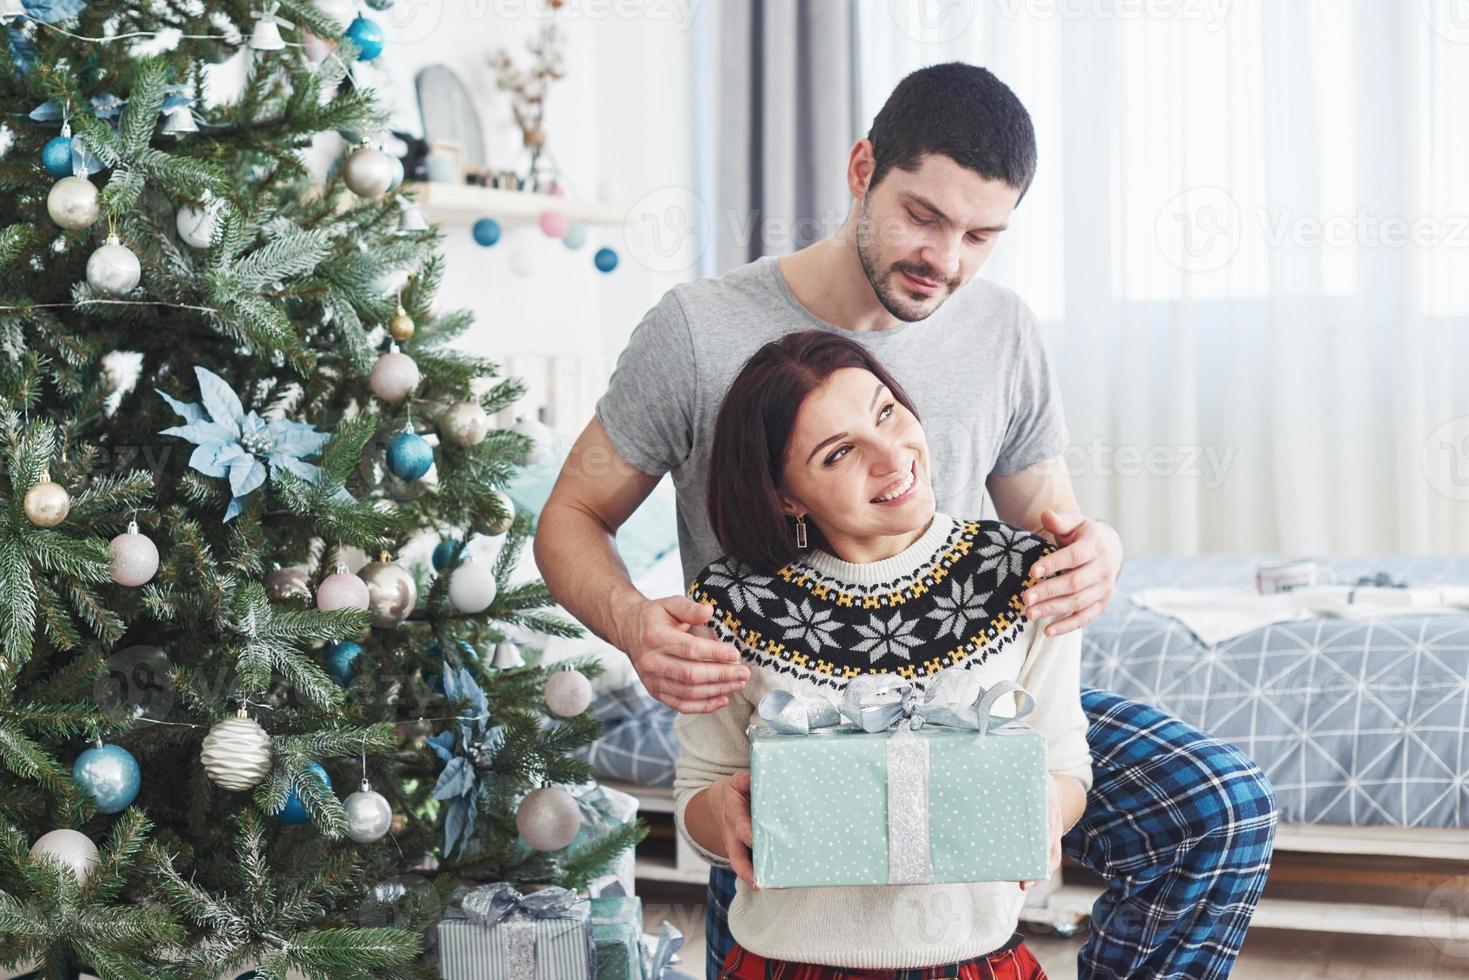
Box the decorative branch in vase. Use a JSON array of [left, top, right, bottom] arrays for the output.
[[489, 19, 568, 193]]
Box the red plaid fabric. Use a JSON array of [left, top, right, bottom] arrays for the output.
[[716, 935, 1046, 980]]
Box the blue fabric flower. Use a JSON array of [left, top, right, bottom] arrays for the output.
[[157, 366, 338, 522], [22, 0, 89, 21], [427, 665, 504, 856]]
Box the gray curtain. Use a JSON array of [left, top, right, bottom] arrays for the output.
[[713, 0, 862, 273]]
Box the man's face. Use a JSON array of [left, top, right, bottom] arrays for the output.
[[854, 153, 1022, 322]]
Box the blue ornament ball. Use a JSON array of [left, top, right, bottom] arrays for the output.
[[42, 135, 73, 179], [274, 761, 331, 825], [472, 217, 502, 247], [386, 155, 405, 193], [324, 640, 363, 688], [594, 246, 619, 273], [343, 15, 385, 61], [562, 222, 588, 250], [386, 432, 434, 481], [72, 743, 141, 814], [431, 538, 463, 571]]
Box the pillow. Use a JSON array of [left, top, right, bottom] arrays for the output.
[[503, 429, 679, 580]]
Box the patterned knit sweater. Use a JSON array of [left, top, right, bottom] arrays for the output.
[[672, 513, 1092, 970]]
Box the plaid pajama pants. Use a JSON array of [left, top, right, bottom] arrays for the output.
[[704, 687, 1279, 980], [716, 933, 1045, 979]]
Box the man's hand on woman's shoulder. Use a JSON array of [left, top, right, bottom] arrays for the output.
[[1022, 510, 1124, 636], [614, 594, 751, 713]]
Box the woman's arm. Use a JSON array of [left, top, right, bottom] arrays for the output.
[[673, 691, 755, 875]]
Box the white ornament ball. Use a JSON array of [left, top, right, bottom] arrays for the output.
[[265, 565, 312, 601], [109, 522, 159, 587], [508, 243, 536, 278], [176, 203, 216, 249], [24, 478, 70, 527], [343, 781, 393, 843], [511, 416, 552, 465], [544, 668, 593, 717], [30, 829, 99, 884], [447, 560, 497, 613], [47, 176, 100, 230], [200, 714, 273, 791], [439, 401, 489, 447], [491, 639, 525, 669], [471, 489, 515, 537], [359, 559, 417, 627], [317, 568, 371, 611], [516, 785, 583, 851], [344, 144, 395, 198], [87, 235, 141, 295], [369, 349, 420, 404]]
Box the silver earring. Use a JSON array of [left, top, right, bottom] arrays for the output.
[[794, 516, 808, 549]]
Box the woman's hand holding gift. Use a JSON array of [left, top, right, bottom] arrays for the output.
[[1019, 774, 1068, 891], [714, 770, 760, 891]]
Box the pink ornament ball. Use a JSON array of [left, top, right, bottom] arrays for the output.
[[538, 210, 570, 238], [317, 570, 370, 612]]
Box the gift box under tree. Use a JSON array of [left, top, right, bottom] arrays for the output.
[[436, 882, 595, 980], [749, 674, 1049, 889]]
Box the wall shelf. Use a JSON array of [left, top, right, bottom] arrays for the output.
[[402, 181, 627, 227]]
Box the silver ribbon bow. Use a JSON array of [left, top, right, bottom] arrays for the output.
[[753, 672, 1037, 885], [447, 882, 592, 979]]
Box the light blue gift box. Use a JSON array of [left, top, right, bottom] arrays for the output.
[[749, 674, 1048, 889], [590, 893, 643, 980], [436, 882, 594, 980]]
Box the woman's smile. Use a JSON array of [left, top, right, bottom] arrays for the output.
[[871, 461, 919, 506]]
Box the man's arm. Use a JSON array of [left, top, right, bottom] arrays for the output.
[[987, 454, 1123, 636], [534, 417, 750, 713]]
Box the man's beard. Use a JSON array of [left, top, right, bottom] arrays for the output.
[[855, 198, 955, 323]]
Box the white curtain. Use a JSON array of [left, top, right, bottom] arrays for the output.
[[858, 0, 1469, 555]]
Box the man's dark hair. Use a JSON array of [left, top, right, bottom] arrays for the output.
[[866, 62, 1037, 198]]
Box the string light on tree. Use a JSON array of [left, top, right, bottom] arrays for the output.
[[109, 519, 159, 586], [200, 709, 273, 791]]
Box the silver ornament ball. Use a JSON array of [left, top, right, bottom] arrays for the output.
[[265, 565, 312, 601], [369, 349, 420, 403], [176, 202, 216, 249], [87, 235, 141, 296], [47, 176, 100, 230], [344, 144, 395, 198], [200, 713, 273, 791], [24, 478, 70, 527], [359, 558, 417, 628], [343, 781, 394, 843], [109, 522, 159, 587], [544, 668, 593, 717], [439, 401, 490, 447], [30, 829, 98, 884], [447, 560, 497, 613], [515, 785, 583, 852], [471, 489, 515, 537]]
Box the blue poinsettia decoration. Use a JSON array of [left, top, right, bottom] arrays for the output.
[[157, 366, 340, 522], [426, 665, 504, 856], [6, 1, 88, 75]]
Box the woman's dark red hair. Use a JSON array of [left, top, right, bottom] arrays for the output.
[[707, 330, 922, 572]]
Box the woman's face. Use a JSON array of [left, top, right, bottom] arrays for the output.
[[778, 367, 936, 560]]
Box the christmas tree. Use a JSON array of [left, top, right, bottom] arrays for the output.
[[0, 3, 642, 977]]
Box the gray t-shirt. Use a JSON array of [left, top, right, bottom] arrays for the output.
[[596, 255, 1069, 586]]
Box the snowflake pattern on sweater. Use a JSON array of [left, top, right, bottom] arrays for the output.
[[688, 517, 1054, 692]]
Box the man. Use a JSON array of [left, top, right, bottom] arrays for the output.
[[536, 63, 1276, 980]]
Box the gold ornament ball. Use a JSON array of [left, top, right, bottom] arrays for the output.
[[47, 176, 100, 230], [359, 558, 418, 628], [388, 308, 415, 342], [24, 479, 70, 527], [440, 401, 490, 448]]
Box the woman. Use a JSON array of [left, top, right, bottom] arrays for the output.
[[673, 330, 1091, 979]]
